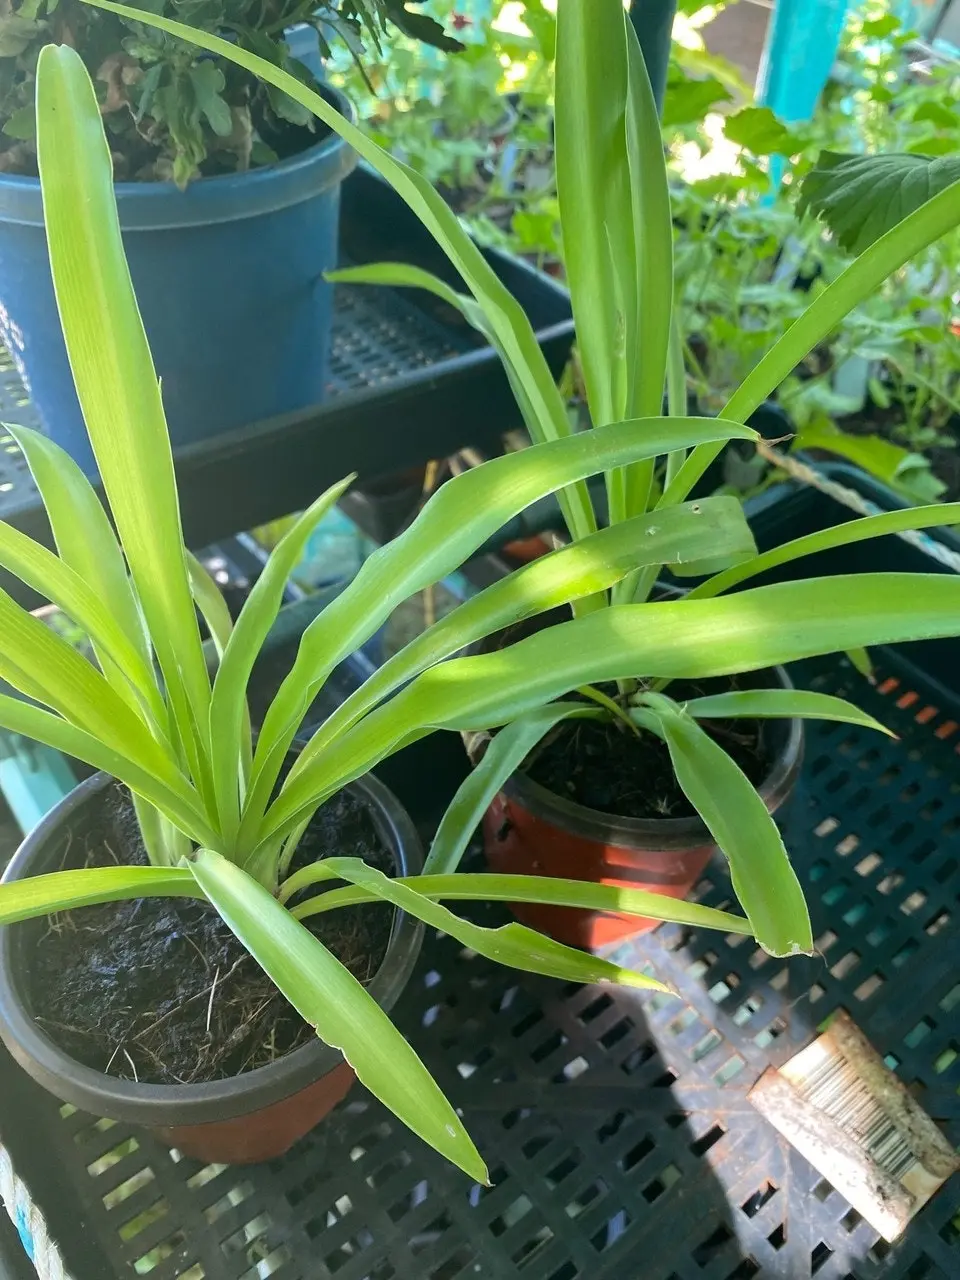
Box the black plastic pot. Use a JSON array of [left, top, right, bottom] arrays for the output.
[[0, 771, 423, 1164]]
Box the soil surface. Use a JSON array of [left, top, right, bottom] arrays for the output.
[[26, 784, 393, 1085], [523, 677, 775, 821]]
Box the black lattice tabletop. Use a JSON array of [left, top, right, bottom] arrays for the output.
[[1, 649, 956, 1280]]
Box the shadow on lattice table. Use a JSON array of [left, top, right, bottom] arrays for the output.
[[0, 648, 957, 1280]]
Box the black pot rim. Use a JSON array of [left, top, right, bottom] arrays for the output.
[[474, 665, 804, 851], [0, 770, 424, 1127]]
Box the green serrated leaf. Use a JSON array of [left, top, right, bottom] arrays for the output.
[[190, 61, 232, 138], [798, 151, 960, 254], [662, 75, 731, 129]]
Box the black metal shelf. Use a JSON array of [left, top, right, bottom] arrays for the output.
[[0, 168, 573, 595]]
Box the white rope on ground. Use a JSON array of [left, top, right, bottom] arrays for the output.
[[757, 443, 960, 576], [0, 1140, 69, 1280]]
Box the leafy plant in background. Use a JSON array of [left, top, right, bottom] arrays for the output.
[[0, 0, 462, 186], [328, 0, 561, 263], [789, 20, 960, 499], [90, 0, 960, 959], [666, 4, 959, 503]]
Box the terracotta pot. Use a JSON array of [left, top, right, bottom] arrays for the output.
[[473, 667, 803, 953], [0, 771, 423, 1164]]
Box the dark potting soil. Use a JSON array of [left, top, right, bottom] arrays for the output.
[[26, 784, 393, 1086], [523, 677, 774, 821]]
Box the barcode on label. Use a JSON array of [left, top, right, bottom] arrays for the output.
[[789, 1039, 918, 1183], [750, 1010, 959, 1242]]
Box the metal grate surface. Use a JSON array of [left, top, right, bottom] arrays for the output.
[[3, 651, 957, 1280], [0, 282, 475, 520]]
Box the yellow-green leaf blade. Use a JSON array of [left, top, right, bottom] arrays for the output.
[[296, 496, 757, 773], [683, 690, 894, 737], [0, 519, 164, 726], [291, 873, 755, 938], [320, 859, 674, 994], [188, 849, 488, 1183], [209, 476, 353, 840], [657, 708, 812, 958], [688, 502, 960, 601], [240, 417, 757, 846], [263, 573, 960, 841], [0, 866, 200, 925], [0, 693, 214, 846], [35, 45, 210, 767]]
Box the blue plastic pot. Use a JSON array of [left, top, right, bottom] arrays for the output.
[[0, 83, 356, 474], [285, 22, 326, 81]]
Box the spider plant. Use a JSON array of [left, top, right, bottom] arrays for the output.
[[2, 0, 960, 1182], [0, 38, 770, 1182], [90, 0, 960, 939]]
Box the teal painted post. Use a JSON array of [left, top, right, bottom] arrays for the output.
[[758, 0, 852, 188]]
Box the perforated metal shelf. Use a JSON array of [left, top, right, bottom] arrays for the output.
[[0, 280, 475, 518], [0, 650, 956, 1280], [0, 167, 574, 571]]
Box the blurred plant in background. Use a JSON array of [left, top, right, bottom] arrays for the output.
[[326, 0, 957, 503], [0, 0, 461, 185]]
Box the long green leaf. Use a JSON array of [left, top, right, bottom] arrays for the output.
[[656, 706, 812, 957], [262, 573, 960, 841], [555, 0, 633, 433], [187, 553, 234, 661], [682, 690, 894, 736], [0, 693, 215, 845], [0, 866, 200, 925], [687, 502, 960, 600], [6, 423, 177, 862], [328, 264, 492, 336], [81, 0, 597, 544], [659, 176, 960, 508], [621, 7, 675, 517], [295, 496, 757, 773], [325, 264, 600, 542], [423, 704, 604, 876], [289, 873, 755, 938], [311, 858, 673, 994], [5, 424, 154, 686], [188, 849, 488, 1183], [0, 521, 163, 726], [0, 583, 186, 783], [240, 417, 756, 850], [209, 477, 353, 842], [36, 45, 211, 782]]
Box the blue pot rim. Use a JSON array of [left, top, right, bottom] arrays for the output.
[[0, 81, 356, 231]]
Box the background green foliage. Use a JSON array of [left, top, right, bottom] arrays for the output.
[[0, 0, 460, 185]]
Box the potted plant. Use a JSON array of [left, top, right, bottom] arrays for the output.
[[120, 0, 960, 963], [0, 38, 784, 1178], [3, 15, 960, 1186], [0, 0, 463, 473]]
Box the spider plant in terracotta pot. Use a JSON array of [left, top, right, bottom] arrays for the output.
[[92, 0, 960, 962]]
